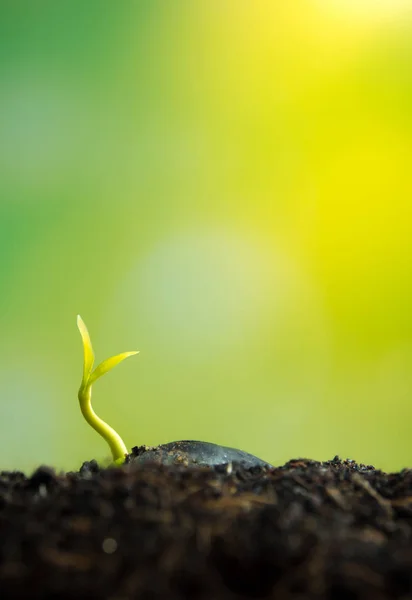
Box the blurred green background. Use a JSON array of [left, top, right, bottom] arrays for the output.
[[1, 1, 412, 473]]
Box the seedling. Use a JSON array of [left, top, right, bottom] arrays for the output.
[[77, 315, 272, 469], [77, 315, 138, 464]]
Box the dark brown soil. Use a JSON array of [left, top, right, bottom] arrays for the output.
[[1, 454, 412, 599]]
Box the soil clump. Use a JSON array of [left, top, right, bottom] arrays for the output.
[[1, 455, 411, 599]]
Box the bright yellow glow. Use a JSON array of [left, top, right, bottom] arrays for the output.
[[318, 0, 412, 18]]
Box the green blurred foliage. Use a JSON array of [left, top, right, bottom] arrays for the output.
[[0, 1, 412, 472]]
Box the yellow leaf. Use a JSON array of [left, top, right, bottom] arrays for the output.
[[89, 351, 139, 385], [77, 315, 95, 387]]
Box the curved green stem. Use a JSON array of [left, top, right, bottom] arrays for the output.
[[78, 384, 128, 463]]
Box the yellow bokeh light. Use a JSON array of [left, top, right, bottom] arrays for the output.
[[318, 0, 412, 19]]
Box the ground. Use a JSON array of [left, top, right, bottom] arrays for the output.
[[0, 455, 412, 599]]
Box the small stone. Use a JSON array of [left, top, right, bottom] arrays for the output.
[[102, 538, 118, 554], [38, 484, 48, 498], [79, 460, 100, 477]]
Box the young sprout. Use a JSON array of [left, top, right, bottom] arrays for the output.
[[77, 315, 138, 464]]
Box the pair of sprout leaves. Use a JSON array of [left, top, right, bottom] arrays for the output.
[[77, 315, 138, 465]]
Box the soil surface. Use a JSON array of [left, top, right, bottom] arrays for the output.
[[1, 454, 412, 599]]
